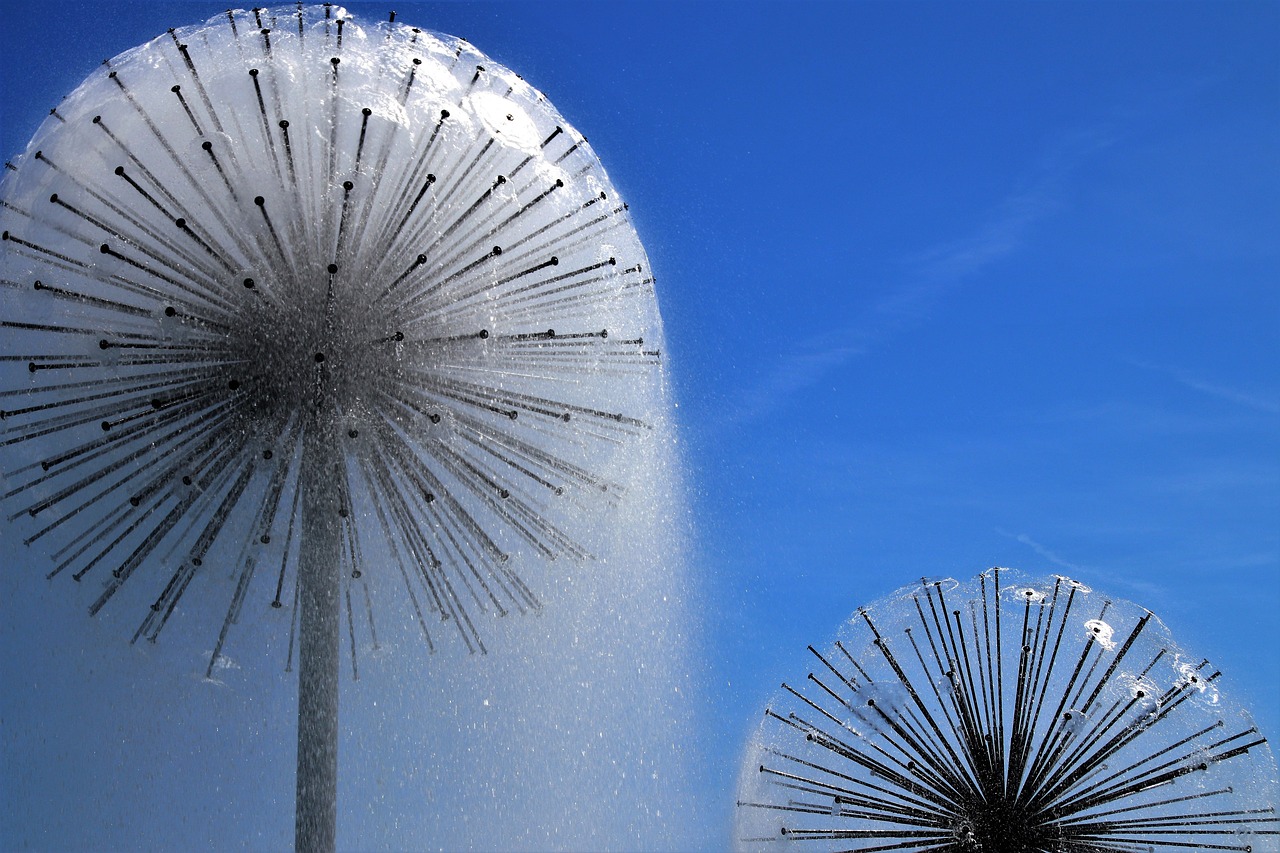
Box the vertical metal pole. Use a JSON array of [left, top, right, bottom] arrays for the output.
[[296, 395, 341, 852]]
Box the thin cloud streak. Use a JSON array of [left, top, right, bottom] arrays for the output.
[[996, 528, 1092, 574], [726, 126, 1116, 426], [724, 194, 1045, 425], [1130, 360, 1280, 415]]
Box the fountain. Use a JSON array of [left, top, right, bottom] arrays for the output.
[[0, 5, 698, 849], [736, 567, 1280, 851]]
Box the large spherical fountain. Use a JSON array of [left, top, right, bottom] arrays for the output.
[[0, 6, 682, 849]]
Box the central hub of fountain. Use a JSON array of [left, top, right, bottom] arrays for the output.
[[229, 259, 401, 427], [952, 789, 1063, 851]]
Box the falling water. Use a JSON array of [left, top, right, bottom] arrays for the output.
[[0, 5, 702, 849]]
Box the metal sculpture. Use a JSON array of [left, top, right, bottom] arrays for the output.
[[736, 568, 1279, 851], [0, 5, 664, 849]]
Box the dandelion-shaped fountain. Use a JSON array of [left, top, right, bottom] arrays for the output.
[[736, 567, 1280, 851], [0, 6, 668, 849]]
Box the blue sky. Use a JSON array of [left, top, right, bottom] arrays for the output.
[[2, 1, 1277, 849]]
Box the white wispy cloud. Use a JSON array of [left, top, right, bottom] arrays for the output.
[[725, 198, 1045, 425], [725, 126, 1116, 426], [995, 527, 1092, 574], [1129, 360, 1280, 415]]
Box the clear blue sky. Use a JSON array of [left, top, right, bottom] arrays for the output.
[[1, 1, 1277, 850]]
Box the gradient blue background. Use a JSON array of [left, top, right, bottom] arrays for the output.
[[2, 1, 1277, 848]]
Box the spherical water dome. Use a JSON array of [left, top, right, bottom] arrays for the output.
[[736, 567, 1280, 852], [0, 4, 666, 661]]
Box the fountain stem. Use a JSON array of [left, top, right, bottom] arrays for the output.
[[296, 387, 341, 853]]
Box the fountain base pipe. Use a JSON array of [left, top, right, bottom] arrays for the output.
[[296, 410, 342, 853]]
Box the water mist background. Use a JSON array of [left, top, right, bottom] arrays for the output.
[[2, 2, 1278, 850], [1, 409, 698, 850]]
